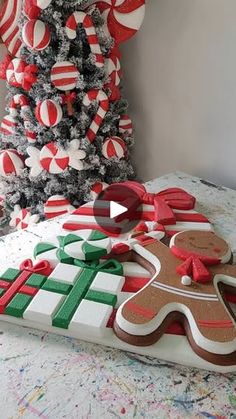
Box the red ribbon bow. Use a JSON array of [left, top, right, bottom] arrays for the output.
[[171, 245, 220, 283], [20, 259, 52, 276], [103, 181, 196, 225], [61, 92, 77, 105]]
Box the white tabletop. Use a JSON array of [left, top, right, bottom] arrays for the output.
[[0, 171, 235, 418]]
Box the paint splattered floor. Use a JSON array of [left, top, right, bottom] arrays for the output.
[[0, 172, 235, 418]]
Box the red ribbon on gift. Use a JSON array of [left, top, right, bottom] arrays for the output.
[[20, 259, 52, 276], [103, 181, 196, 225]]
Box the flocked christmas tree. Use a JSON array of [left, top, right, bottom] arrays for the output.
[[0, 0, 145, 230]]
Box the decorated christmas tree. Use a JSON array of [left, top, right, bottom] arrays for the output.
[[0, 0, 145, 231]]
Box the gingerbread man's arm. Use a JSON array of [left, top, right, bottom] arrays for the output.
[[211, 264, 236, 297]]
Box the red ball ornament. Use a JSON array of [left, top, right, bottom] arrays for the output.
[[0, 149, 24, 177], [22, 19, 51, 51], [102, 136, 126, 159]]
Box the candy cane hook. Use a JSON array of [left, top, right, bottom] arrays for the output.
[[65, 12, 104, 68], [83, 89, 109, 143], [9, 94, 37, 143]]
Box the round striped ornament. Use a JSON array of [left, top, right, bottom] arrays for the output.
[[62, 229, 111, 261], [102, 136, 126, 159], [90, 181, 108, 200], [51, 61, 79, 91], [35, 99, 62, 127], [6, 58, 26, 87], [22, 19, 51, 51], [119, 115, 133, 135], [44, 195, 75, 219], [39, 142, 69, 174], [0, 149, 24, 177], [0, 115, 17, 136]]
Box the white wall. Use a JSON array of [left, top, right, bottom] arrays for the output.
[[121, 0, 236, 188]]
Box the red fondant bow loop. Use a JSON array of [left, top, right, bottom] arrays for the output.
[[20, 259, 52, 276], [171, 245, 220, 283], [103, 181, 196, 225]]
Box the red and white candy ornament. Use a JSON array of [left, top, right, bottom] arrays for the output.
[[10, 205, 39, 230], [0, 149, 24, 177], [22, 19, 51, 51], [65, 12, 104, 68], [5, 58, 38, 91], [0, 0, 23, 57], [90, 181, 108, 200], [119, 114, 133, 135], [9, 94, 37, 143], [24, 0, 53, 19], [26, 139, 86, 177], [92, 0, 146, 44], [35, 99, 63, 127], [44, 195, 75, 219], [83, 89, 109, 142], [0, 115, 17, 136], [102, 136, 126, 159]]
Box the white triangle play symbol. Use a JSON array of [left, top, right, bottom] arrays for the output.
[[110, 201, 127, 219]]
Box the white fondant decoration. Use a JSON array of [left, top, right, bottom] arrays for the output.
[[48, 263, 83, 285], [23, 290, 65, 325], [69, 299, 113, 337], [90, 272, 125, 295], [181, 275, 192, 286]]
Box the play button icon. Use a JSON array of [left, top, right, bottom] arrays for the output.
[[94, 183, 143, 236], [110, 201, 127, 219]]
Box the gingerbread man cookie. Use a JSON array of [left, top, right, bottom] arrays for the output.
[[114, 230, 236, 366]]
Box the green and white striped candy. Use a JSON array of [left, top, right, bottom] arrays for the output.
[[62, 229, 111, 261]]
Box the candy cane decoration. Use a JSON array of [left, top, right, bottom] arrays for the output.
[[83, 89, 109, 143], [9, 94, 36, 143], [65, 12, 104, 68]]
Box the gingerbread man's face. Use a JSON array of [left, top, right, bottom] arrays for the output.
[[171, 230, 231, 262]]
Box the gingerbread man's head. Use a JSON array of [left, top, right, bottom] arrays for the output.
[[170, 230, 232, 264]]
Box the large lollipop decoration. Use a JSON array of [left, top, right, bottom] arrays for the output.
[[0, 0, 23, 57], [90, 0, 146, 44], [50, 61, 79, 116]]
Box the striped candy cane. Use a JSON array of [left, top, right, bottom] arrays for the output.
[[9, 94, 36, 143], [83, 89, 109, 143], [65, 12, 104, 68]]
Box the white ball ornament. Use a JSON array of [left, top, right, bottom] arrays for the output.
[[22, 19, 51, 51], [181, 275, 192, 286], [102, 136, 126, 159]]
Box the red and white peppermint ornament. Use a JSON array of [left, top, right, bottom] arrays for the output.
[[0, 149, 24, 177], [23, 0, 52, 19], [34, 0, 52, 9], [93, 0, 146, 44], [119, 114, 133, 135], [90, 181, 108, 200], [40, 142, 69, 174], [102, 136, 126, 159], [0, 115, 17, 136], [51, 61, 79, 91], [22, 19, 51, 51], [83, 89, 109, 142], [44, 195, 75, 219], [10, 205, 39, 230], [65, 12, 104, 68], [0, 0, 23, 57], [35, 99, 62, 127], [6, 58, 25, 87], [26, 139, 85, 176]]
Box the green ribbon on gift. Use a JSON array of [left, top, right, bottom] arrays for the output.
[[56, 248, 123, 276]]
